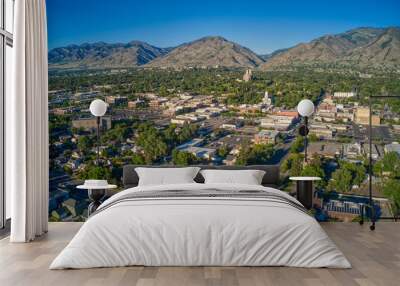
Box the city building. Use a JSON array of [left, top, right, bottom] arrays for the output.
[[195, 107, 223, 118], [105, 96, 128, 105], [262, 91, 273, 106], [238, 104, 262, 114], [179, 146, 217, 161], [384, 142, 400, 156], [221, 120, 244, 130], [317, 101, 337, 113], [260, 113, 297, 131], [315, 101, 337, 122], [128, 99, 145, 109], [363, 143, 380, 160], [149, 97, 168, 108], [223, 155, 236, 166], [333, 92, 356, 98], [336, 110, 354, 122], [179, 93, 194, 100], [176, 138, 205, 150], [170, 118, 188, 125], [74, 91, 101, 102], [72, 116, 112, 131], [309, 127, 334, 140], [242, 69, 252, 82], [355, 107, 381, 126], [254, 130, 280, 144], [344, 143, 362, 159], [51, 108, 71, 115], [308, 142, 342, 159], [275, 111, 299, 118], [315, 111, 336, 122]]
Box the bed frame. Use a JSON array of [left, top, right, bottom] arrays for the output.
[[122, 165, 280, 189]]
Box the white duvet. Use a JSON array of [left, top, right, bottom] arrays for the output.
[[50, 183, 351, 269]]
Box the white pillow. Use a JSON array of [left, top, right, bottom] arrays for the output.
[[135, 167, 200, 186], [200, 169, 266, 185]]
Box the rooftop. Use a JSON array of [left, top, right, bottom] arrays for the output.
[[385, 143, 400, 155]]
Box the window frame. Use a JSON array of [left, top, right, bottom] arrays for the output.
[[0, 0, 13, 230]]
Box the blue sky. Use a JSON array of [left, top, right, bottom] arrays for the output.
[[47, 0, 400, 54]]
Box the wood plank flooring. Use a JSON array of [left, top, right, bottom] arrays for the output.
[[0, 222, 399, 286]]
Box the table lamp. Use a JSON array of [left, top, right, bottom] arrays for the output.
[[89, 99, 107, 165], [297, 99, 315, 162]]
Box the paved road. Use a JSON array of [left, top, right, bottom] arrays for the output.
[[353, 123, 392, 143], [268, 133, 296, 165]]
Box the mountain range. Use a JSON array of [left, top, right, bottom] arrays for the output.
[[48, 27, 400, 71], [48, 41, 171, 69], [146, 36, 264, 68]]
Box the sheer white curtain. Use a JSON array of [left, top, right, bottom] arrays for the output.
[[8, 0, 48, 242]]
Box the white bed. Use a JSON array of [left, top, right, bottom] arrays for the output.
[[50, 183, 351, 269]]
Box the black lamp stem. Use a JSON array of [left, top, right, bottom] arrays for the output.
[[96, 116, 100, 166], [368, 96, 375, 230], [304, 116, 308, 163]]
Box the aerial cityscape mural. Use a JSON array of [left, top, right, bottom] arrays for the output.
[[47, 0, 400, 222]]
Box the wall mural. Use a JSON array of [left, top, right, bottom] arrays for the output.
[[47, 1, 400, 222]]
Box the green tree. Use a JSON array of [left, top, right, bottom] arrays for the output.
[[328, 168, 353, 193], [327, 161, 367, 193], [235, 143, 274, 165], [301, 155, 325, 187], [178, 123, 198, 143], [163, 124, 178, 147], [383, 179, 400, 216], [172, 150, 199, 166], [373, 152, 400, 178], [63, 150, 72, 159], [78, 165, 112, 181], [63, 165, 73, 176], [308, 133, 319, 143], [136, 124, 168, 164], [101, 145, 118, 158], [216, 146, 230, 159], [343, 162, 366, 186], [131, 154, 146, 165], [282, 153, 304, 176], [290, 136, 304, 153], [77, 136, 93, 153], [102, 123, 132, 144]]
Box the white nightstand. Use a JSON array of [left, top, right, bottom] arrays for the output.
[[77, 180, 117, 216]]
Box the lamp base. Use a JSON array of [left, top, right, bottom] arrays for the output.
[[88, 189, 106, 216]]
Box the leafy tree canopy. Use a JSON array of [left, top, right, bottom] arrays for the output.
[[235, 143, 274, 165], [172, 150, 199, 166], [136, 124, 168, 164]]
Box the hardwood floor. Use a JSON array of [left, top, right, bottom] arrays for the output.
[[0, 222, 399, 286]]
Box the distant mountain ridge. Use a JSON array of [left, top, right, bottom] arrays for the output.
[[146, 36, 265, 68], [260, 27, 400, 70], [48, 41, 170, 69], [48, 27, 400, 71], [344, 28, 400, 67]]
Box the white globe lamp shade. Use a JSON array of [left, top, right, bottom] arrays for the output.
[[90, 99, 107, 117], [297, 99, 315, 117]]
